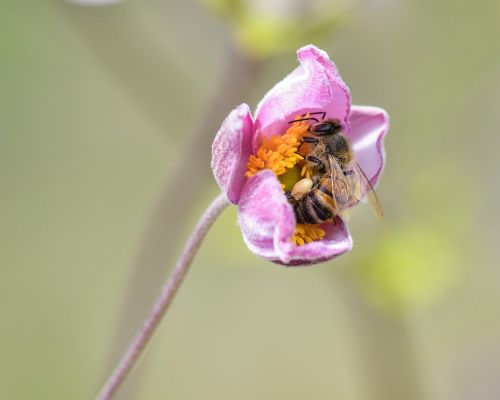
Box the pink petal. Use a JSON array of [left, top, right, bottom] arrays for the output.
[[252, 44, 351, 152], [347, 106, 389, 186], [211, 104, 254, 204], [275, 219, 353, 266], [238, 170, 352, 266]]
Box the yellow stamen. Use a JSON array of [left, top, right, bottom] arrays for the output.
[[245, 117, 326, 247], [245, 120, 309, 178], [292, 224, 326, 246]]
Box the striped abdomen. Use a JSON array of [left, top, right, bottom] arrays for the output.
[[294, 176, 336, 224]]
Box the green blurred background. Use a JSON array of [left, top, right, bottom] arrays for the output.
[[1, 0, 500, 399]]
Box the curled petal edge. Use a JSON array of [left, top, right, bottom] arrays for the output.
[[348, 105, 389, 187], [211, 104, 254, 204], [252, 44, 351, 152]]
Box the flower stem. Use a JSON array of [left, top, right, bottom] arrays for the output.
[[96, 193, 229, 400], [105, 48, 263, 394]]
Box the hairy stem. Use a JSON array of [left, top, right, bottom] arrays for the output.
[[96, 193, 229, 400], [104, 46, 263, 398], [122, 47, 261, 303]]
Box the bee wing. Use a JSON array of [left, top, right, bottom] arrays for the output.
[[339, 208, 352, 221], [347, 162, 384, 221], [327, 153, 351, 213]]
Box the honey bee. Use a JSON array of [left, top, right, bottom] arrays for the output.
[[290, 118, 383, 224]]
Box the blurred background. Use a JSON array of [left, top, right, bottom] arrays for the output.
[[1, 0, 500, 399]]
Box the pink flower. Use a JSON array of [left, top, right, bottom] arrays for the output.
[[211, 45, 389, 266]]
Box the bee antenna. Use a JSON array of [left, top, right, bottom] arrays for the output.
[[288, 117, 319, 124]]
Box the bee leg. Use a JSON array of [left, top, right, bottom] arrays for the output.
[[305, 156, 326, 171], [302, 137, 319, 144]]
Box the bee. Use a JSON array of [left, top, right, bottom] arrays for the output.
[[290, 118, 383, 224]]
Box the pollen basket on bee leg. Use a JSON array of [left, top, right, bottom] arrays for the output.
[[291, 178, 313, 200]]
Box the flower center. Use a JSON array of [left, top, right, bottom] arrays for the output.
[[245, 120, 308, 179], [245, 118, 326, 246]]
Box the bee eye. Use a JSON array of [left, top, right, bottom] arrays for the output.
[[310, 119, 342, 136], [311, 123, 333, 135]]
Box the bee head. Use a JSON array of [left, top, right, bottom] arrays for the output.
[[309, 119, 343, 136]]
